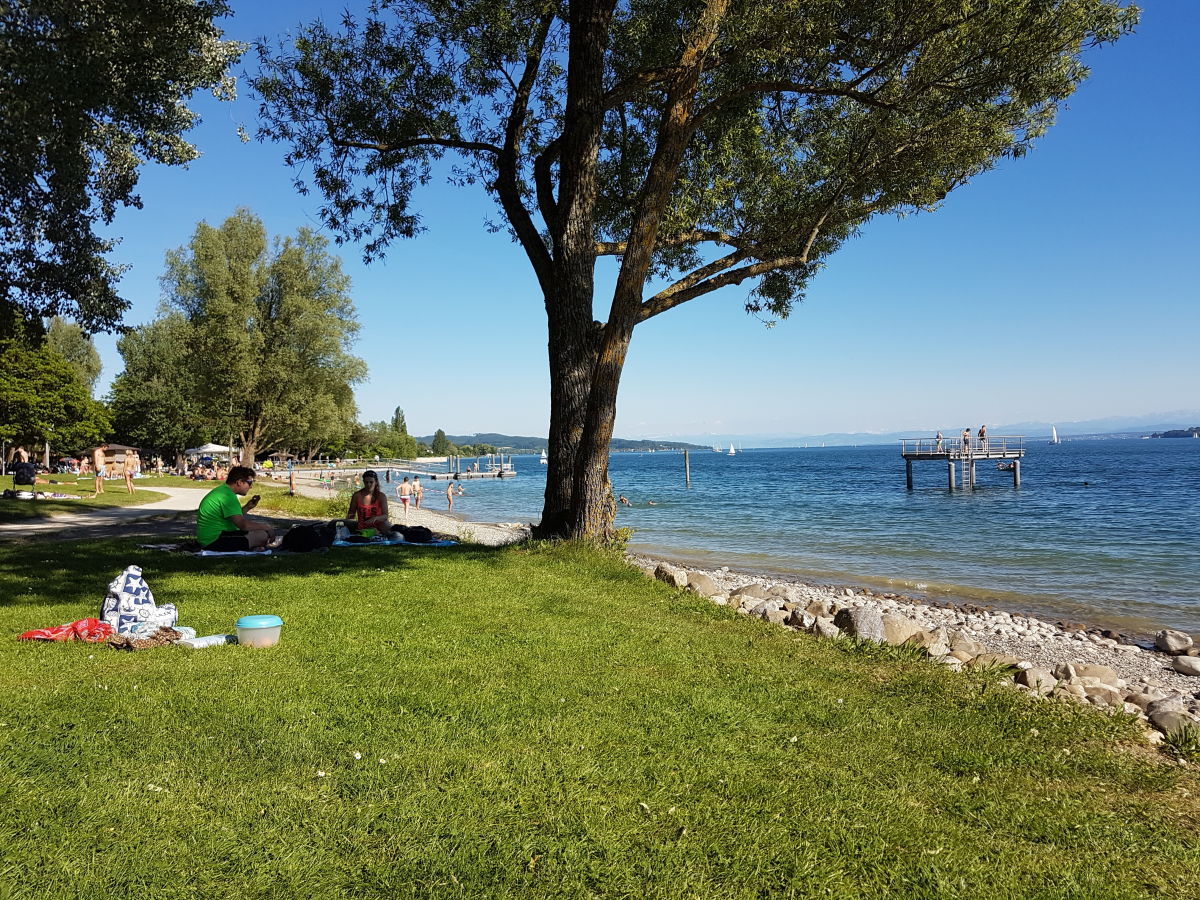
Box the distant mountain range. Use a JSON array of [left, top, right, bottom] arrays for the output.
[[415, 433, 707, 452], [420, 412, 1200, 452]]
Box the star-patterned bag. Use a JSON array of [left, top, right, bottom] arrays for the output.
[[100, 565, 178, 635]]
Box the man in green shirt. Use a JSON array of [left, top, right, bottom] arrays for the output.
[[196, 465, 276, 551]]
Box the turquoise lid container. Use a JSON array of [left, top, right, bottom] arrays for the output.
[[237, 614, 283, 628]]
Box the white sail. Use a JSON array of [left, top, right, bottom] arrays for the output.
[[1050, 426, 1059, 444], [728, 444, 736, 455], [539, 449, 548, 464]]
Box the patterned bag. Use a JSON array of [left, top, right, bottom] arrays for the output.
[[100, 566, 178, 635]]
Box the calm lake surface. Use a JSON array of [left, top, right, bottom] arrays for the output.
[[433, 439, 1200, 634]]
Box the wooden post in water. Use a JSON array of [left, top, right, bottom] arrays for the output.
[[906, 459, 913, 490], [947, 460, 955, 491], [684, 450, 691, 485]]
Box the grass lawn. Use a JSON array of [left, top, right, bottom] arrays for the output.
[[0, 475, 169, 522], [1, 539, 1196, 898]]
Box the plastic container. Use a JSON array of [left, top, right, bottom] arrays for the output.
[[236, 615, 284, 648]]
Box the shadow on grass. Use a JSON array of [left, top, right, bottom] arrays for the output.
[[0, 535, 513, 613]]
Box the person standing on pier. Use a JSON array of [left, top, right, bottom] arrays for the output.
[[978, 425, 988, 451], [935, 431, 943, 452], [961, 428, 971, 453]]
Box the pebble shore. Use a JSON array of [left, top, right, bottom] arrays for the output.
[[628, 553, 1200, 744]]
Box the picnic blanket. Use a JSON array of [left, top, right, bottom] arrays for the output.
[[332, 536, 457, 548], [197, 549, 274, 557]]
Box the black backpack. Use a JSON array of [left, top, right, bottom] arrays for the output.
[[397, 524, 434, 543], [280, 522, 336, 552]]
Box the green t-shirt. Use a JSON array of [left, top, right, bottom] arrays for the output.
[[196, 483, 244, 547]]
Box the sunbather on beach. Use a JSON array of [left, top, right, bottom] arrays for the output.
[[346, 470, 392, 535], [196, 466, 276, 551]]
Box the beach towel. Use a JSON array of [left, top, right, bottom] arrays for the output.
[[332, 536, 457, 548], [100, 566, 177, 635], [196, 549, 274, 557]]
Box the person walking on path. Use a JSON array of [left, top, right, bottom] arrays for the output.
[[122, 451, 137, 494], [446, 480, 454, 511], [413, 476, 424, 509], [396, 476, 412, 519], [91, 444, 108, 497], [195, 465, 275, 551]]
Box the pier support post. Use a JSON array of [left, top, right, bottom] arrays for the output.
[[906, 460, 913, 490], [1012, 459, 1021, 488], [684, 450, 691, 486], [969, 460, 976, 489], [947, 460, 955, 491]]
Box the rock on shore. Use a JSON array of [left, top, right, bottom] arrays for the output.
[[632, 554, 1200, 745]]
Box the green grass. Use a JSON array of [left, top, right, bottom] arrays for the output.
[[1, 539, 1196, 898], [0, 475, 169, 521], [254, 485, 347, 520]]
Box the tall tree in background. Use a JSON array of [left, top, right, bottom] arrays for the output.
[[0, 340, 110, 458], [108, 312, 206, 467], [255, 0, 1136, 539], [0, 0, 244, 335], [45, 317, 102, 395], [430, 429, 453, 456], [158, 209, 366, 462]]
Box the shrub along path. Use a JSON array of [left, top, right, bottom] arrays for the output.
[[1, 538, 1197, 898]]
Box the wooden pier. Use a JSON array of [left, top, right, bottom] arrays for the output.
[[900, 435, 1025, 491]]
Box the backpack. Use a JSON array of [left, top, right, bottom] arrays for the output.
[[280, 522, 336, 552], [11, 461, 36, 485], [397, 524, 434, 543]]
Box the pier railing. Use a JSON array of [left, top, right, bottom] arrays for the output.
[[899, 435, 1025, 457]]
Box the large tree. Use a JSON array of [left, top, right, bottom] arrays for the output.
[[159, 209, 366, 463], [108, 312, 207, 466], [0, 0, 244, 334], [254, 0, 1136, 540], [0, 340, 110, 458], [45, 317, 102, 395]]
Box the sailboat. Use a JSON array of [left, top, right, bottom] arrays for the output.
[[728, 444, 736, 456], [1050, 426, 1060, 445], [539, 449, 548, 465]]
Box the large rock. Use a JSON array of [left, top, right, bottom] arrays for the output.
[[810, 617, 841, 640], [763, 608, 790, 626], [1053, 662, 1119, 686], [686, 571, 720, 597], [906, 627, 951, 659], [1155, 629, 1194, 655], [833, 606, 885, 643], [1014, 667, 1057, 694], [787, 609, 816, 631], [732, 583, 773, 601], [1083, 684, 1124, 710], [1123, 691, 1166, 712], [1171, 656, 1200, 677], [948, 631, 988, 658], [805, 598, 833, 619], [1149, 708, 1199, 735], [654, 563, 688, 589], [881, 613, 924, 647]]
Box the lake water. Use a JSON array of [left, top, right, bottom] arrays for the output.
[[429, 439, 1200, 634]]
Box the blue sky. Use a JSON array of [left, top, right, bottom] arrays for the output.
[[94, 1, 1199, 442]]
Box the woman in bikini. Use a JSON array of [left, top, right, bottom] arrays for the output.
[[346, 470, 392, 535]]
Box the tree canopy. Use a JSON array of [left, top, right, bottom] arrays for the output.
[[111, 209, 366, 462], [0, 340, 110, 454], [0, 0, 244, 333], [255, 0, 1137, 539], [45, 317, 102, 395]]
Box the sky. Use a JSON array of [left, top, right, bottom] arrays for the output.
[[93, 1, 1200, 443]]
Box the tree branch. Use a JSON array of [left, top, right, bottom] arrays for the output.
[[329, 134, 502, 156], [638, 254, 807, 322], [594, 229, 738, 255]]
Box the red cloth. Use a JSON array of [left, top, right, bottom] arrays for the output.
[[18, 618, 115, 642]]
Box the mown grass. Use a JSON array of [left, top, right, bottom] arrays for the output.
[[0, 475, 169, 522], [1, 539, 1196, 898]]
